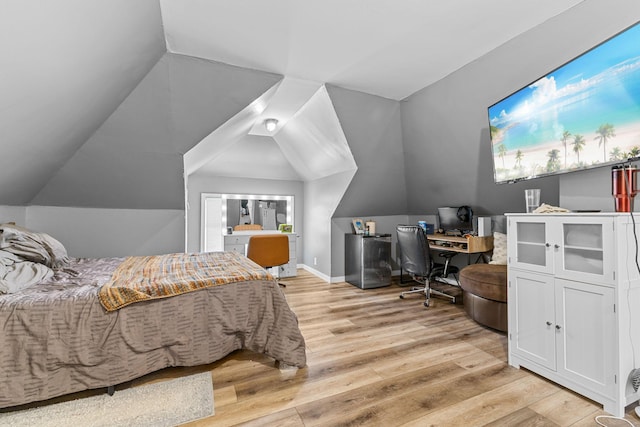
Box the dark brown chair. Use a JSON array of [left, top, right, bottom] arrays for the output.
[[247, 234, 289, 286]]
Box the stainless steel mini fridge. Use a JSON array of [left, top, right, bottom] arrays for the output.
[[345, 233, 392, 289]]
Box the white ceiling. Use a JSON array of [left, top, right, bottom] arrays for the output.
[[185, 79, 357, 182], [160, 0, 585, 101]]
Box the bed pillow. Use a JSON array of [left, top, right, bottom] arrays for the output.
[[0, 223, 70, 269], [0, 226, 51, 265], [38, 232, 70, 269], [489, 232, 507, 265]]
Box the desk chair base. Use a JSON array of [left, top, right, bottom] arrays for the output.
[[400, 281, 456, 307]]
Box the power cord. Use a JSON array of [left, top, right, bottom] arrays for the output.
[[624, 163, 640, 391], [595, 414, 635, 426], [622, 162, 640, 426]]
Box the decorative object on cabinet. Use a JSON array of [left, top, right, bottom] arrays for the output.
[[506, 212, 640, 417], [396, 225, 458, 306], [278, 224, 293, 233], [612, 164, 639, 212], [532, 203, 570, 213], [352, 218, 365, 234], [365, 220, 376, 235]]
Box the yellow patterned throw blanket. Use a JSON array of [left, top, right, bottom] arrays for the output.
[[99, 251, 273, 311]]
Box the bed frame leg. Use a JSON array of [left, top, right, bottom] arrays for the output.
[[107, 385, 115, 396]]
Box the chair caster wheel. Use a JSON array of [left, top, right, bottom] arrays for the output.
[[399, 295, 404, 299], [424, 301, 429, 307], [450, 299, 456, 304]]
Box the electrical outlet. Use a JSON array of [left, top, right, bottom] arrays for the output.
[[313, 257, 318, 266]]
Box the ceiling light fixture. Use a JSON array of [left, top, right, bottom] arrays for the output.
[[264, 118, 278, 132]]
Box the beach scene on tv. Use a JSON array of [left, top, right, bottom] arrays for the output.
[[488, 23, 640, 184]]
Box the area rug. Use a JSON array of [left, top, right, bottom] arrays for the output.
[[0, 372, 214, 427]]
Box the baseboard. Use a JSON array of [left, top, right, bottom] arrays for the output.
[[301, 267, 404, 284], [301, 265, 332, 282]]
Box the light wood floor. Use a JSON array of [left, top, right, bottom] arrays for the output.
[[169, 269, 638, 427]]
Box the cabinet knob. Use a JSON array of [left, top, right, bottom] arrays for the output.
[[545, 243, 550, 247], [554, 244, 560, 249], [555, 325, 561, 330], [546, 321, 552, 326]]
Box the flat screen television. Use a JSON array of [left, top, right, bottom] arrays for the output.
[[488, 21, 640, 184]]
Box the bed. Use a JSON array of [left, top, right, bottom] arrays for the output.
[[0, 223, 306, 409]]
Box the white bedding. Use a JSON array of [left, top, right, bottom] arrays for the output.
[[0, 250, 53, 294]]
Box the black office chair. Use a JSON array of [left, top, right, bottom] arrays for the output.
[[396, 225, 459, 307]]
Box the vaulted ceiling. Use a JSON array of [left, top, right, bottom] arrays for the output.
[[161, 0, 584, 100], [1, 0, 585, 207]]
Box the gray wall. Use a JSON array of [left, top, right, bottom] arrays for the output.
[[303, 171, 355, 277], [401, 0, 640, 218], [26, 206, 184, 258], [328, 85, 407, 217], [325, 85, 406, 277], [0, 205, 183, 258], [0, 206, 27, 227], [560, 161, 640, 212], [33, 53, 281, 210]]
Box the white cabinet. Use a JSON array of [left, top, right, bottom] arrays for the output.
[[223, 231, 299, 278], [507, 213, 640, 417]]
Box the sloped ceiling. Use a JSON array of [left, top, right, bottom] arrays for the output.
[[185, 79, 356, 183], [1, 0, 165, 205], [160, 0, 585, 101], [33, 54, 281, 209], [198, 135, 302, 181]]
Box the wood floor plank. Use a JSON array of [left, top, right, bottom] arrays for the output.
[[483, 407, 559, 427], [211, 367, 384, 426], [297, 362, 527, 426], [401, 375, 562, 427], [528, 388, 605, 426]]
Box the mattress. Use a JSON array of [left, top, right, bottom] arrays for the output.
[[0, 253, 306, 408]]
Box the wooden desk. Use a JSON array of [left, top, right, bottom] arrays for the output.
[[399, 233, 493, 284], [427, 233, 493, 254]]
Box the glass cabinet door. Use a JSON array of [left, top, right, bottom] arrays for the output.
[[556, 218, 614, 284], [508, 219, 552, 273]]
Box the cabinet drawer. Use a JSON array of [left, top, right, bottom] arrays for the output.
[[225, 236, 245, 245], [279, 263, 297, 278], [225, 244, 245, 254]]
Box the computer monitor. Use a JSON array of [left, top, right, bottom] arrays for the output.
[[438, 207, 473, 235]]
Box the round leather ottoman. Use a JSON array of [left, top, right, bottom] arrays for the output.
[[459, 263, 507, 332]]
